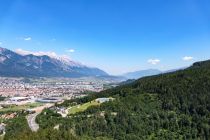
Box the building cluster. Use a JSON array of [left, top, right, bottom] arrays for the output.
[[0, 96, 61, 106], [0, 77, 106, 98]]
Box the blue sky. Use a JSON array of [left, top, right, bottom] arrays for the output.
[[0, 0, 210, 75]]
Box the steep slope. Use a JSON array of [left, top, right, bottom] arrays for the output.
[[40, 59, 210, 140], [0, 47, 108, 77]]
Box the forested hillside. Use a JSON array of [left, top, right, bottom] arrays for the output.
[[4, 60, 210, 140]]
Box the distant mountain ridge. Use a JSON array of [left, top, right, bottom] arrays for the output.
[[122, 69, 162, 79], [0, 47, 108, 77]]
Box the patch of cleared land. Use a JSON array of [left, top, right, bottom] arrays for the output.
[[68, 100, 100, 114], [68, 97, 114, 115]]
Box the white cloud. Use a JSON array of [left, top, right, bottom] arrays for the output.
[[24, 37, 32, 41], [182, 56, 193, 61], [15, 48, 59, 58], [147, 59, 160, 65], [66, 49, 75, 53], [15, 49, 30, 55], [0, 42, 2, 45], [14, 48, 83, 66]]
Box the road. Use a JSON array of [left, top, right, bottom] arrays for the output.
[[27, 112, 40, 132], [26, 103, 53, 132]]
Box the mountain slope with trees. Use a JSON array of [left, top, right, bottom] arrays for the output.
[[4, 60, 210, 140]]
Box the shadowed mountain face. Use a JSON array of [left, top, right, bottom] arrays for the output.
[[0, 47, 108, 77]]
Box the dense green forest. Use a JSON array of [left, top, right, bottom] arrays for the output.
[[4, 60, 210, 140]]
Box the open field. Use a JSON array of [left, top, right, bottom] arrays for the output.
[[68, 100, 100, 114], [0, 102, 44, 113]]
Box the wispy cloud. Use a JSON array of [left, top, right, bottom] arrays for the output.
[[15, 48, 76, 61], [24, 37, 32, 41], [0, 42, 2, 45], [15, 48, 59, 58], [182, 56, 193, 61], [147, 59, 160, 65], [66, 49, 75, 53]]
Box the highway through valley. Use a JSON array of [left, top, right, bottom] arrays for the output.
[[26, 103, 53, 132]]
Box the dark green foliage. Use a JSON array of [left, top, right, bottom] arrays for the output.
[[4, 115, 31, 140], [5, 60, 210, 139], [4, 113, 78, 140], [61, 60, 210, 139], [36, 109, 62, 129], [0, 95, 5, 101]]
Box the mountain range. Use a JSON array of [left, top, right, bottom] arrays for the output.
[[122, 69, 162, 79], [0, 47, 184, 80], [0, 47, 108, 78]]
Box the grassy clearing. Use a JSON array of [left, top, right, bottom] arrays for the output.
[[68, 100, 100, 114], [0, 102, 44, 113]]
